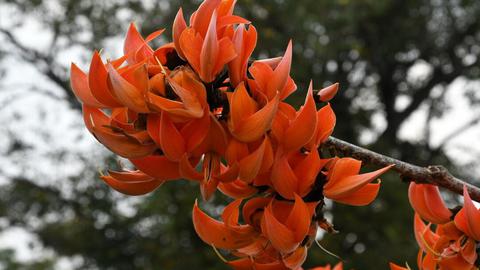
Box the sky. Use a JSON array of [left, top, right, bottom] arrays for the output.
[[0, 1, 480, 268]]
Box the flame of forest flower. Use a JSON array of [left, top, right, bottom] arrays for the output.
[[408, 182, 452, 224], [390, 184, 480, 270], [69, 0, 396, 268]]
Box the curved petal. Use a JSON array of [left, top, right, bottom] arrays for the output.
[[267, 41, 292, 99], [313, 103, 336, 146], [238, 137, 267, 183], [414, 214, 439, 254], [455, 186, 480, 241], [179, 28, 203, 73], [271, 155, 298, 200], [229, 82, 258, 130], [225, 139, 249, 164], [180, 110, 211, 152], [218, 179, 257, 199], [249, 62, 274, 98], [285, 194, 311, 241], [325, 164, 392, 198], [332, 182, 381, 206], [88, 51, 122, 107], [228, 25, 257, 87], [83, 106, 155, 158], [294, 149, 321, 196], [259, 136, 274, 174], [70, 63, 103, 107], [461, 238, 477, 265], [159, 112, 186, 161], [317, 83, 339, 102], [243, 197, 271, 227], [165, 76, 205, 118], [192, 201, 257, 250], [213, 37, 237, 78], [122, 62, 149, 96], [124, 23, 153, 64], [200, 176, 219, 201], [217, 15, 250, 29], [409, 183, 451, 224], [263, 204, 298, 254], [107, 170, 154, 182], [129, 155, 180, 180], [101, 172, 163, 196], [221, 199, 242, 227], [107, 63, 149, 113], [146, 114, 161, 146], [191, 0, 221, 37], [231, 94, 279, 142], [198, 114, 228, 154], [283, 246, 307, 270], [217, 163, 239, 183], [179, 154, 203, 181], [173, 8, 187, 59], [324, 158, 361, 190], [199, 10, 219, 82], [282, 81, 317, 152], [146, 92, 185, 113]]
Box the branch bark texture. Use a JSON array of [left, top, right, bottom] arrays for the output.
[[324, 136, 480, 202]]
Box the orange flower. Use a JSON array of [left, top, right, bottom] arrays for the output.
[[146, 67, 207, 120], [323, 158, 393, 206], [415, 214, 477, 270], [192, 199, 258, 250], [248, 41, 296, 101], [454, 186, 480, 241], [70, 56, 119, 108], [123, 23, 165, 64], [129, 155, 180, 180], [276, 82, 318, 153], [70, 0, 401, 267], [82, 105, 156, 158], [227, 82, 279, 142], [305, 102, 336, 150], [316, 83, 339, 102], [193, 195, 318, 270], [261, 195, 314, 254], [228, 24, 257, 87], [179, 10, 237, 83], [270, 148, 324, 200], [408, 182, 452, 224], [225, 136, 273, 184], [100, 170, 164, 196]]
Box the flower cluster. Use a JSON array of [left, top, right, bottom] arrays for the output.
[[390, 183, 480, 270], [70, 0, 393, 268]]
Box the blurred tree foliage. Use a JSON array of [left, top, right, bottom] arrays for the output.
[[1, 0, 480, 269]]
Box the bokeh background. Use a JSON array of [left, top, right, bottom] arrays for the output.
[[1, 0, 480, 269]]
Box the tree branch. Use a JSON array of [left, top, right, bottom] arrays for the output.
[[324, 136, 480, 201]]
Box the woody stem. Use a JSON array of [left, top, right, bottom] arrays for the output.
[[323, 136, 480, 201]]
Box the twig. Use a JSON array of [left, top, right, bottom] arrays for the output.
[[324, 136, 480, 201]]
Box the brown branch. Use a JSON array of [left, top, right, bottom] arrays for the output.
[[324, 136, 480, 201]]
